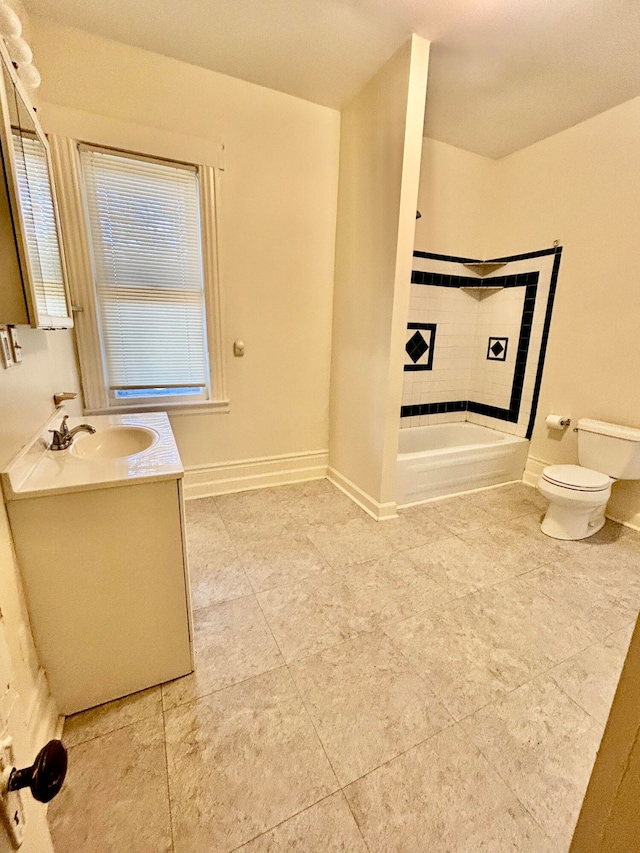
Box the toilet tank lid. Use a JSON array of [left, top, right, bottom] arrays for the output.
[[578, 418, 640, 441]]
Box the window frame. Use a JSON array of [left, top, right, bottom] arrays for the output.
[[49, 134, 228, 416]]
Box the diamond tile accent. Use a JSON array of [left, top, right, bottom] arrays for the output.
[[406, 331, 428, 364], [404, 323, 436, 372], [487, 336, 508, 362]]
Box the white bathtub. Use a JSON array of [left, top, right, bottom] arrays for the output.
[[396, 423, 529, 507]]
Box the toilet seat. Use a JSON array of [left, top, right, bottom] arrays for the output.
[[542, 464, 610, 492]]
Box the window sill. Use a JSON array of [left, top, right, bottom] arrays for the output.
[[84, 400, 230, 417]]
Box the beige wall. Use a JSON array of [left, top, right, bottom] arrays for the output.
[[0, 328, 79, 853], [329, 35, 429, 513], [0, 9, 67, 852], [30, 19, 340, 474], [485, 96, 640, 525], [0, 330, 81, 471], [414, 137, 492, 259]]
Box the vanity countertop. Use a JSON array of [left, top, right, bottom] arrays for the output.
[[2, 411, 183, 501]]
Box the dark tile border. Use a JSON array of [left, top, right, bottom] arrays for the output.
[[526, 249, 563, 439], [401, 400, 467, 417], [413, 250, 481, 264], [412, 246, 557, 265], [411, 270, 538, 289]]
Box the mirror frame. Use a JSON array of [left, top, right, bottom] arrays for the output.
[[0, 40, 72, 329]]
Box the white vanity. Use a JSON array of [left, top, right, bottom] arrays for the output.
[[1, 411, 193, 715]]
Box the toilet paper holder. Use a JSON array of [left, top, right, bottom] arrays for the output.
[[545, 414, 571, 430]]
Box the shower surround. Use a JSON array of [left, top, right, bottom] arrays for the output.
[[401, 246, 562, 438]]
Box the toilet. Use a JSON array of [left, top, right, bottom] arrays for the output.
[[537, 418, 640, 540]]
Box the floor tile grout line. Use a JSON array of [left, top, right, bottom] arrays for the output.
[[181, 557, 629, 719], [191, 589, 257, 617], [188, 504, 257, 603], [336, 789, 373, 853], [377, 555, 574, 637], [512, 557, 640, 636], [381, 591, 626, 729], [398, 529, 571, 606], [449, 640, 616, 729], [248, 593, 378, 851], [225, 790, 370, 853], [253, 590, 342, 787], [161, 672, 351, 851], [378, 624, 460, 721], [160, 697, 177, 853], [161, 661, 289, 715], [283, 628, 458, 782], [61, 702, 163, 749], [190, 515, 339, 599], [336, 717, 459, 792], [453, 720, 559, 846], [190, 585, 253, 611], [549, 675, 612, 729], [447, 533, 623, 606]]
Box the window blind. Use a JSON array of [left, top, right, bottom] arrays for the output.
[[79, 146, 208, 395], [12, 133, 67, 318]]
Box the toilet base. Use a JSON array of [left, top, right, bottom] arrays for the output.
[[540, 502, 607, 540]]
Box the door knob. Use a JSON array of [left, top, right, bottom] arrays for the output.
[[7, 740, 67, 803]]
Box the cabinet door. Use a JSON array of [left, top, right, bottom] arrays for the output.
[[0, 49, 72, 329]]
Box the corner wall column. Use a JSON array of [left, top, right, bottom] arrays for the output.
[[328, 34, 430, 519]]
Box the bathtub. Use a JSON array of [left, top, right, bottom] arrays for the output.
[[396, 422, 529, 507]]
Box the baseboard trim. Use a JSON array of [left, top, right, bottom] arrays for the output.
[[327, 467, 398, 521], [523, 454, 640, 531], [606, 512, 640, 532], [523, 455, 546, 487], [183, 450, 329, 499]]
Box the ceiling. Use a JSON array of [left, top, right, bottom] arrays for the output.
[[23, 0, 640, 158]]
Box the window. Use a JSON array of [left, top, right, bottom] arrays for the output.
[[49, 136, 226, 414], [13, 132, 67, 319]]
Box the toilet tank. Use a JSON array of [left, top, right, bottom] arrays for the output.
[[578, 418, 640, 478]]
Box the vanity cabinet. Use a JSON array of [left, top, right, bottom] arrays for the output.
[[2, 412, 193, 715], [0, 41, 72, 328], [7, 478, 193, 714]]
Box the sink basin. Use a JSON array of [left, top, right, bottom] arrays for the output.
[[2, 412, 183, 501], [70, 426, 158, 460]]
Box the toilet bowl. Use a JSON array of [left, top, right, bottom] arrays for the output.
[[537, 418, 640, 541], [538, 464, 611, 540]]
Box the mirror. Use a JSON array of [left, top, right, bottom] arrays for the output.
[[0, 49, 71, 328]]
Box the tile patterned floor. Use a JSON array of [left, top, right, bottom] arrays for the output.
[[49, 480, 640, 852]]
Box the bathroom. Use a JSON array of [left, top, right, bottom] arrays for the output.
[[0, 1, 639, 851]]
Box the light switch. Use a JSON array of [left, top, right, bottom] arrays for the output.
[[233, 340, 245, 357], [7, 328, 21, 363], [0, 329, 14, 369]]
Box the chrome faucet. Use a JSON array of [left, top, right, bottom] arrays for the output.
[[49, 415, 96, 451]]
